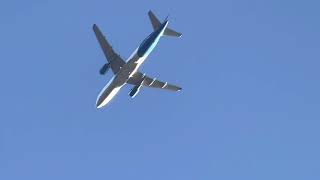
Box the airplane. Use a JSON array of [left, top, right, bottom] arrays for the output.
[[93, 10, 182, 108]]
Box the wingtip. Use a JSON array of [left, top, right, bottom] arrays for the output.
[[148, 10, 154, 16]]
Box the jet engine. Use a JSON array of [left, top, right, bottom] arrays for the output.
[[129, 85, 142, 98], [99, 63, 110, 75]]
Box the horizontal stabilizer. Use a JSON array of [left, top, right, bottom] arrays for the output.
[[148, 10, 161, 30], [164, 27, 182, 38], [148, 10, 182, 38]]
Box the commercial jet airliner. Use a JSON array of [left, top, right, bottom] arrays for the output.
[[93, 10, 182, 108]]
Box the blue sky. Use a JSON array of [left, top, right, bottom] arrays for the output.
[[1, 0, 320, 179]]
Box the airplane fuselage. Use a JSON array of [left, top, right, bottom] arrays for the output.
[[96, 21, 169, 108]]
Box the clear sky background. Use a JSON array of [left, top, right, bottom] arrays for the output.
[[1, 0, 320, 179]]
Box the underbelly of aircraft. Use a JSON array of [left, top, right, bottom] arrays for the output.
[[96, 83, 124, 108], [96, 53, 147, 108]]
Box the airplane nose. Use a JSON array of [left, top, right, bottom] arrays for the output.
[[96, 102, 101, 109], [96, 103, 101, 109], [96, 97, 104, 109], [96, 105, 102, 109]]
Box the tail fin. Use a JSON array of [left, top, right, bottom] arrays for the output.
[[148, 10, 182, 38]]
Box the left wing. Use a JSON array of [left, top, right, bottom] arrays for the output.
[[127, 72, 182, 91], [93, 24, 125, 74]]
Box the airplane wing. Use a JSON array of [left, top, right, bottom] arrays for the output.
[[93, 24, 125, 74], [127, 72, 182, 91]]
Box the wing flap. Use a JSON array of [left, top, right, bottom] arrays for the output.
[[127, 72, 182, 92]]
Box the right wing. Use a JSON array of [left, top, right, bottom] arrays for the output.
[[93, 24, 125, 74], [127, 72, 182, 92]]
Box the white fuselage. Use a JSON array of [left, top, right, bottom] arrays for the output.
[[96, 21, 168, 108]]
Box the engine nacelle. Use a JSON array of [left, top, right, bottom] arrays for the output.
[[129, 85, 142, 98], [99, 63, 110, 75]]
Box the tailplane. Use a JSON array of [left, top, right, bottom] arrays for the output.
[[148, 10, 182, 38], [163, 27, 182, 38], [148, 10, 161, 30]]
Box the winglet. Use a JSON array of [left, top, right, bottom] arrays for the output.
[[93, 24, 98, 30]]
